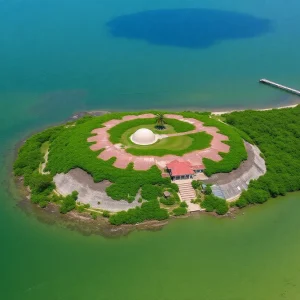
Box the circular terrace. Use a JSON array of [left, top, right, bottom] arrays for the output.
[[87, 113, 230, 171]]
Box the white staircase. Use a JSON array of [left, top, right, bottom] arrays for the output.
[[176, 180, 196, 201]]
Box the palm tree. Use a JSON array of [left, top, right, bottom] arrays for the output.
[[155, 113, 166, 130]]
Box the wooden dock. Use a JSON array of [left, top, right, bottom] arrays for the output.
[[260, 79, 300, 96]]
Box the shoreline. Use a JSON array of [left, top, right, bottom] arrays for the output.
[[11, 104, 299, 236], [70, 103, 300, 119], [211, 103, 299, 116], [14, 176, 169, 238]]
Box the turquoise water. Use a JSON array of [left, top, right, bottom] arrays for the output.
[[1, 1, 300, 299], [107, 8, 271, 48], [1, 0, 300, 114]]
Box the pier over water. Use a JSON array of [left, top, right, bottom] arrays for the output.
[[260, 79, 300, 96]]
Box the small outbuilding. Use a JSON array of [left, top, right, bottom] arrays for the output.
[[163, 191, 171, 198]]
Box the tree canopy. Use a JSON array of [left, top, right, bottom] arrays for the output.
[[225, 106, 300, 207]]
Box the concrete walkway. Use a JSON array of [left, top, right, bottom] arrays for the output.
[[205, 142, 267, 201], [174, 179, 202, 212]]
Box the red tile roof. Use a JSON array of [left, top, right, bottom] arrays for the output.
[[166, 160, 195, 176], [192, 164, 205, 170]]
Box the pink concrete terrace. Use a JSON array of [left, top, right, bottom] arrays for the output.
[[87, 114, 230, 171]]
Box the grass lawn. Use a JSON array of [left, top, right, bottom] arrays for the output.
[[120, 124, 177, 146], [117, 118, 213, 157], [130, 135, 193, 150], [127, 132, 213, 156]]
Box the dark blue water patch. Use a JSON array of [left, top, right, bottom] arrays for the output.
[[107, 9, 272, 49]]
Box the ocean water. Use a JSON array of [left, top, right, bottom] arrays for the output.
[[1, 0, 300, 116], [107, 8, 271, 49], [1, 0, 300, 299]]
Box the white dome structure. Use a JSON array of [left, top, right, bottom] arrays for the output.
[[130, 128, 157, 145]]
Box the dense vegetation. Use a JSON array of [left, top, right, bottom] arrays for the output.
[[192, 180, 202, 190], [109, 200, 169, 225], [172, 201, 188, 216], [224, 106, 300, 208], [14, 126, 62, 181], [160, 192, 180, 206], [201, 194, 229, 215], [14, 126, 63, 207], [173, 207, 188, 216], [141, 184, 163, 200], [60, 191, 79, 214]]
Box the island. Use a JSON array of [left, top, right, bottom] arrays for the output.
[[13, 107, 300, 229]]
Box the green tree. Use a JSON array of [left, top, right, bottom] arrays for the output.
[[225, 106, 300, 208], [102, 210, 110, 218], [192, 180, 202, 190], [173, 207, 187, 216], [201, 194, 228, 214], [60, 191, 78, 214], [141, 184, 163, 201], [236, 196, 248, 208], [30, 173, 54, 194], [216, 202, 229, 215], [155, 113, 166, 129], [205, 185, 212, 195], [109, 199, 169, 225]]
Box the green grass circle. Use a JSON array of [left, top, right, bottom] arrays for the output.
[[126, 132, 212, 156], [108, 117, 213, 157], [108, 118, 195, 144]]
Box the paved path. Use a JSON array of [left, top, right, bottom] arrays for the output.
[[174, 179, 202, 212], [87, 113, 230, 171], [174, 180, 196, 201], [205, 142, 266, 201]]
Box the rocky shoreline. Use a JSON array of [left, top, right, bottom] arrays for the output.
[[14, 174, 239, 237], [14, 175, 169, 237], [69, 110, 110, 121]]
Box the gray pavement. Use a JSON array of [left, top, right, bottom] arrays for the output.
[[54, 168, 141, 212], [205, 142, 266, 201]]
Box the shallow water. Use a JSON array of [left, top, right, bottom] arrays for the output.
[[2, 179, 300, 299], [1, 0, 300, 299]]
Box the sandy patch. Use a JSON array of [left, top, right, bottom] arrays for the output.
[[211, 104, 298, 115], [39, 150, 50, 175]]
